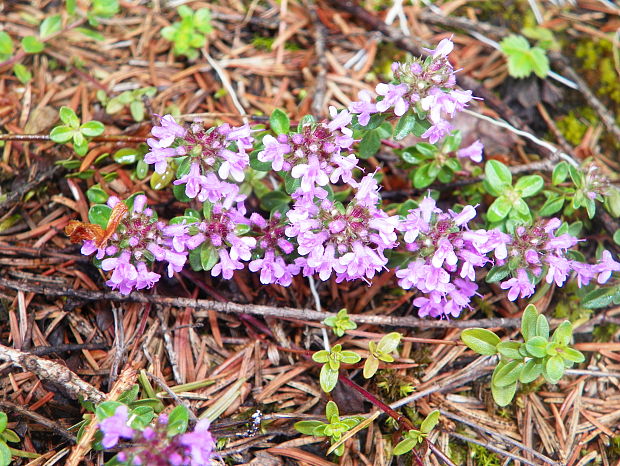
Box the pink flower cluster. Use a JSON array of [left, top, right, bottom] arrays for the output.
[[99, 405, 215, 465], [71, 37, 620, 319], [348, 37, 476, 145]]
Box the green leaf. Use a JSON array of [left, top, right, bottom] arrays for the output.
[[363, 355, 380, 379], [59, 106, 80, 127], [340, 351, 361, 364], [500, 35, 549, 79], [130, 100, 145, 122], [13, 63, 31, 83], [492, 360, 523, 387], [1, 429, 19, 444], [0, 32, 14, 57], [521, 304, 538, 340], [319, 365, 339, 393], [552, 162, 568, 185], [519, 359, 543, 383], [412, 163, 436, 189], [150, 162, 176, 190], [485, 159, 512, 190], [86, 184, 109, 204], [0, 413, 6, 433], [167, 405, 190, 436], [442, 131, 462, 153], [117, 385, 139, 405], [535, 314, 550, 339], [460, 328, 500, 355], [113, 147, 141, 165], [50, 126, 75, 143], [393, 437, 419, 456], [358, 130, 381, 159], [545, 355, 565, 383], [88, 204, 112, 228], [260, 190, 291, 212], [0, 441, 10, 466], [21, 36, 45, 53], [497, 341, 523, 360], [376, 332, 401, 354], [294, 420, 325, 436], [551, 321, 572, 346], [420, 410, 440, 434], [312, 350, 329, 364], [525, 336, 547, 358], [80, 120, 105, 137], [393, 114, 417, 140], [129, 406, 154, 430], [539, 196, 565, 216], [136, 159, 149, 180], [40, 14, 62, 38], [514, 175, 543, 197], [200, 244, 219, 271], [491, 381, 518, 407], [530, 46, 550, 78], [581, 285, 619, 309], [487, 196, 512, 222], [75, 27, 105, 41], [95, 401, 123, 420], [486, 264, 510, 283], [269, 108, 290, 135], [559, 347, 584, 364]]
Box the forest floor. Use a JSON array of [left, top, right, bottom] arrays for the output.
[[1, 0, 620, 465]]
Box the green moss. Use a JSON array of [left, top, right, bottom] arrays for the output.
[[575, 38, 620, 106], [470, 443, 502, 465], [593, 323, 619, 342], [556, 108, 598, 146]]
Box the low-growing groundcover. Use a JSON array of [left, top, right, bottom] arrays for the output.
[[0, 1, 619, 465]]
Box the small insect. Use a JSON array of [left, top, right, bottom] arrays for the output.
[[65, 202, 128, 248]]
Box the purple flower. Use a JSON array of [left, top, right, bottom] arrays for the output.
[[102, 251, 138, 295], [174, 162, 206, 199], [258, 134, 290, 171], [218, 148, 249, 182], [421, 120, 453, 144], [545, 255, 571, 287], [375, 83, 409, 116], [500, 269, 535, 301], [457, 140, 483, 163], [151, 114, 187, 146], [99, 405, 134, 449], [348, 90, 377, 126], [179, 419, 215, 465], [211, 249, 243, 279], [595, 250, 620, 284], [327, 106, 353, 136], [144, 138, 180, 174], [291, 155, 329, 192]]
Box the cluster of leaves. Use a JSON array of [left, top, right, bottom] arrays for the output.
[[66, 0, 120, 26], [0, 412, 19, 466], [461, 304, 585, 406], [399, 131, 465, 189], [499, 34, 550, 79], [161, 6, 213, 59], [294, 402, 365, 456], [97, 87, 157, 122], [393, 410, 440, 456], [50, 107, 105, 156], [484, 159, 543, 227]]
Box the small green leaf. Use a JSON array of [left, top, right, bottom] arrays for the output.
[[40, 14, 62, 38], [535, 314, 550, 339], [1, 429, 19, 444], [485, 160, 512, 190], [486, 264, 510, 283], [376, 332, 401, 354], [12, 63, 31, 83], [340, 351, 361, 364], [519, 359, 543, 383], [358, 129, 381, 159], [50, 126, 75, 143], [539, 196, 565, 216], [80, 120, 105, 137], [497, 341, 523, 360], [312, 350, 329, 364], [319, 365, 339, 393], [514, 175, 544, 198], [59, 106, 80, 127], [0, 413, 6, 433], [393, 437, 419, 456], [88, 204, 112, 228], [0, 441, 10, 466], [393, 114, 416, 140], [200, 244, 219, 271], [113, 147, 141, 165], [21, 36, 45, 53], [150, 162, 176, 190], [551, 321, 572, 346], [545, 355, 565, 383], [294, 420, 325, 435], [167, 405, 190, 436], [269, 108, 290, 135], [581, 286, 619, 309], [325, 401, 339, 422], [86, 184, 109, 204], [487, 196, 512, 222], [461, 328, 500, 355], [492, 360, 523, 387], [0, 32, 14, 57], [420, 410, 440, 434], [552, 162, 568, 185], [95, 401, 123, 420], [363, 355, 379, 379], [491, 381, 518, 407], [525, 336, 547, 358], [521, 304, 538, 341], [412, 163, 435, 189], [559, 347, 584, 364]]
